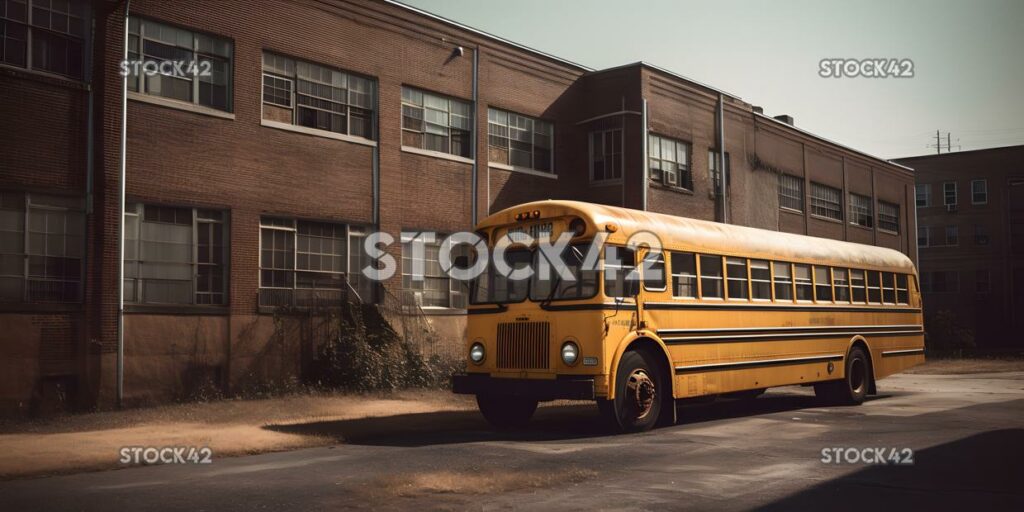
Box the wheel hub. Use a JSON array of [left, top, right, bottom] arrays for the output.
[[626, 369, 656, 419]]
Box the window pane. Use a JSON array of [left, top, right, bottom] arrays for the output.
[[750, 259, 771, 299], [833, 268, 850, 303], [814, 266, 832, 302], [642, 252, 665, 290], [726, 257, 748, 299], [604, 246, 636, 298], [773, 261, 793, 301], [794, 264, 813, 301], [699, 255, 723, 299], [850, 269, 866, 303], [671, 252, 696, 298]]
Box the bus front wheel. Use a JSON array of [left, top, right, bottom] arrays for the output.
[[814, 346, 870, 405], [599, 349, 663, 433], [476, 394, 538, 429]]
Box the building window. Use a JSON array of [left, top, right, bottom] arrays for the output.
[[849, 193, 873, 228], [915, 184, 930, 207], [708, 150, 730, 193], [124, 204, 227, 305], [922, 270, 959, 293], [128, 17, 232, 111], [976, 269, 990, 293], [974, 225, 989, 245], [262, 52, 375, 139], [648, 135, 691, 189], [259, 218, 372, 308], [778, 174, 804, 212], [919, 225, 958, 247], [878, 201, 900, 233], [971, 179, 988, 204], [670, 252, 697, 298], [810, 182, 842, 221], [943, 181, 957, 206], [1, 0, 87, 78], [401, 233, 467, 309], [0, 192, 84, 303], [401, 86, 471, 158], [487, 109, 553, 173], [590, 129, 622, 182]]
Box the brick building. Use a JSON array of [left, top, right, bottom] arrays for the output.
[[895, 145, 1024, 350], [0, 0, 917, 414]]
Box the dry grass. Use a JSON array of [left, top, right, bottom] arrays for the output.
[[368, 468, 597, 497], [0, 390, 474, 480], [906, 358, 1024, 375]]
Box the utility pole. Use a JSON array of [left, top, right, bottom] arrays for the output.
[[936, 130, 941, 154], [927, 130, 959, 154]]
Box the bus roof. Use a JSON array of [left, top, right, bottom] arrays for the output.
[[480, 200, 917, 274]]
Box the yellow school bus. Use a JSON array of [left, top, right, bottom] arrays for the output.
[[451, 200, 924, 433]]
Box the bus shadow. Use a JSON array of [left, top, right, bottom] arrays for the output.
[[264, 389, 890, 447]]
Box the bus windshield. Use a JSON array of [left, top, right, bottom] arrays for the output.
[[469, 243, 599, 305]]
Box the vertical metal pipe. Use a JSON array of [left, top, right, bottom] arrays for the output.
[[117, 0, 131, 407], [470, 46, 479, 226], [641, 98, 648, 211], [716, 93, 727, 223]]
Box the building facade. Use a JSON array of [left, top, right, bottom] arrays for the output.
[[0, 0, 917, 414], [895, 146, 1024, 350]]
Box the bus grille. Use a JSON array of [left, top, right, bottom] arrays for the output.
[[496, 322, 550, 370]]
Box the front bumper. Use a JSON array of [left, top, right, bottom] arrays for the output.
[[451, 373, 596, 400]]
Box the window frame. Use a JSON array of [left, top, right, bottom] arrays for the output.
[[725, 257, 749, 301], [772, 261, 794, 302], [971, 179, 988, 205], [0, 191, 85, 304], [128, 16, 234, 112], [589, 128, 624, 183], [878, 201, 900, 233], [943, 181, 957, 206], [848, 192, 874, 229], [778, 174, 804, 212], [698, 254, 724, 300], [794, 263, 813, 302], [915, 183, 930, 207], [0, 0, 89, 79], [261, 51, 376, 141], [749, 259, 772, 301], [400, 86, 473, 158], [487, 107, 554, 174], [670, 251, 698, 299], [809, 182, 843, 221], [647, 134, 692, 190], [400, 232, 467, 309]]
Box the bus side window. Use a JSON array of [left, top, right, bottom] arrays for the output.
[[604, 246, 636, 298], [726, 257, 749, 300], [882, 272, 896, 304], [642, 251, 666, 291], [850, 269, 866, 303], [773, 261, 793, 301], [699, 255, 724, 299], [813, 266, 832, 302], [671, 252, 697, 298], [794, 264, 813, 301], [867, 271, 882, 303], [833, 267, 850, 303], [896, 274, 909, 304], [750, 260, 771, 300]]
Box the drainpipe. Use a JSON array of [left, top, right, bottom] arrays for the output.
[[716, 93, 727, 223], [117, 0, 131, 408], [641, 98, 648, 211], [470, 46, 479, 226]]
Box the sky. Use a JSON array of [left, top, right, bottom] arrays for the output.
[[400, 0, 1024, 160]]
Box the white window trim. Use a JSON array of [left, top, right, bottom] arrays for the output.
[[487, 107, 555, 174], [128, 91, 235, 120], [943, 181, 958, 206], [261, 119, 377, 147], [401, 145, 474, 164]]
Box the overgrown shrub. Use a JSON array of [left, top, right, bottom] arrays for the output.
[[925, 309, 976, 354]]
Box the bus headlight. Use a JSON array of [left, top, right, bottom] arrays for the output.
[[561, 340, 579, 366], [469, 342, 485, 364]]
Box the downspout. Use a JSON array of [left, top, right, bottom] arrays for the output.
[[371, 80, 380, 227], [470, 46, 479, 226], [640, 98, 648, 211], [117, 0, 130, 408], [716, 93, 727, 223]]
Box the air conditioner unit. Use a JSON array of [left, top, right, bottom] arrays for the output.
[[650, 168, 663, 183], [946, 204, 957, 212], [664, 170, 679, 187]]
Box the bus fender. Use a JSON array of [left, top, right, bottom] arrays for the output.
[[608, 330, 677, 409], [846, 335, 877, 394]]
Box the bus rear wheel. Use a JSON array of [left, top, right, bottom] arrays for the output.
[[476, 394, 538, 429], [599, 349, 663, 433], [815, 346, 870, 405]]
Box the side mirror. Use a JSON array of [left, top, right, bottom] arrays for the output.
[[624, 277, 641, 298]]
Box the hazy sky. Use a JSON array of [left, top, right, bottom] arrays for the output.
[[400, 0, 1024, 159]]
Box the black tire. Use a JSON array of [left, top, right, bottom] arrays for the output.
[[598, 350, 663, 433], [476, 394, 538, 429], [814, 346, 870, 405]]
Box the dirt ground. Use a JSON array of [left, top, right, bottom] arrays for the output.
[[0, 390, 474, 480]]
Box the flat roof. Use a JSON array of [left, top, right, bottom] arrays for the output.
[[894, 144, 1024, 161]]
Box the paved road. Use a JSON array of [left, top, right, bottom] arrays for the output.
[[3, 372, 1024, 511]]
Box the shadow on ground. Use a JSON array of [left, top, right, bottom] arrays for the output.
[[265, 389, 897, 447], [758, 428, 1024, 510]]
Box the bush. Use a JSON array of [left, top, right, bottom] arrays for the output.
[[925, 309, 976, 354]]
